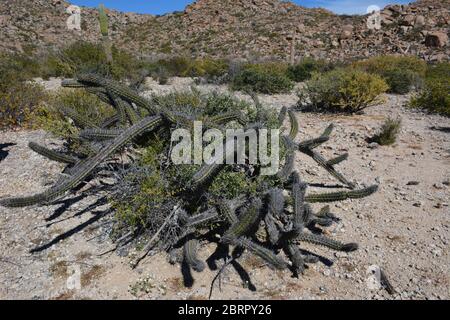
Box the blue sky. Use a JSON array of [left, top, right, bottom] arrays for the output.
[[70, 0, 412, 15]]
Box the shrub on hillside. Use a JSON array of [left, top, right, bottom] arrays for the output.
[[0, 53, 47, 130], [410, 62, 450, 117], [298, 68, 389, 113], [41, 41, 144, 80], [353, 55, 426, 94], [34, 89, 115, 152], [231, 63, 294, 94], [287, 58, 332, 82], [0, 82, 47, 130]]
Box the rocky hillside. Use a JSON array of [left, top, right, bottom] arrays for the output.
[[0, 0, 449, 62]]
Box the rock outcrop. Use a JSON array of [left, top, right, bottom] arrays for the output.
[[0, 0, 448, 62]]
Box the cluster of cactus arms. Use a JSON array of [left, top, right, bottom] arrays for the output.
[[0, 74, 379, 291]]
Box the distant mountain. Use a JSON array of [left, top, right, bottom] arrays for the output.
[[0, 0, 448, 61]]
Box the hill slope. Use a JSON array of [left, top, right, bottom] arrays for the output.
[[0, 0, 448, 61]]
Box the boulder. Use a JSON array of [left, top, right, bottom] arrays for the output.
[[414, 15, 426, 28], [425, 31, 449, 47]]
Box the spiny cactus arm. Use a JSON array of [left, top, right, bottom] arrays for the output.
[[233, 237, 288, 270], [278, 106, 287, 127], [101, 114, 120, 128], [109, 94, 128, 126], [183, 209, 220, 228], [321, 124, 334, 138], [284, 243, 305, 275], [77, 74, 158, 114], [306, 204, 335, 227], [79, 128, 122, 141], [296, 233, 358, 252], [288, 110, 299, 140], [28, 142, 77, 165], [0, 116, 163, 208], [98, 4, 109, 37], [297, 136, 329, 149], [298, 124, 334, 150], [276, 136, 295, 182], [183, 239, 206, 272], [217, 200, 238, 224], [61, 79, 86, 88], [326, 153, 349, 166], [123, 100, 141, 125], [266, 188, 285, 218], [222, 198, 263, 243], [247, 91, 263, 120], [304, 185, 378, 203], [292, 172, 308, 228], [188, 163, 225, 191], [300, 147, 355, 189], [264, 213, 281, 245], [209, 112, 246, 126], [85, 87, 112, 105], [58, 106, 100, 129], [317, 205, 331, 217]]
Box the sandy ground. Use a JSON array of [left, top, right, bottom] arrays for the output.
[[0, 80, 448, 300]]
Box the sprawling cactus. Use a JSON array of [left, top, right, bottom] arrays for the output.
[[0, 74, 379, 295]]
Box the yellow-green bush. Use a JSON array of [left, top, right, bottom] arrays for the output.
[[34, 89, 115, 149], [300, 68, 389, 113], [0, 82, 47, 130], [39, 41, 144, 80], [353, 55, 426, 94], [231, 63, 294, 94], [0, 52, 48, 130], [410, 62, 450, 117]]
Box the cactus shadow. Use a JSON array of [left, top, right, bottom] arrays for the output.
[[0, 143, 16, 162], [429, 126, 450, 133], [30, 209, 110, 253]]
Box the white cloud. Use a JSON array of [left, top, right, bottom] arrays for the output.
[[305, 0, 411, 15]]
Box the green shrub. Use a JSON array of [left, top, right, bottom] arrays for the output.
[[0, 81, 47, 130], [368, 118, 402, 146], [0, 52, 47, 130], [299, 68, 389, 113], [231, 63, 294, 94], [157, 56, 229, 80], [353, 55, 427, 94], [410, 62, 450, 117], [382, 69, 423, 94], [34, 88, 115, 150], [287, 58, 331, 82], [40, 41, 144, 80]]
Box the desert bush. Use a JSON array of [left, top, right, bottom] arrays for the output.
[[410, 62, 450, 117], [34, 88, 115, 151], [231, 63, 294, 94], [40, 41, 144, 80], [0, 81, 47, 130], [0, 53, 47, 130], [353, 55, 426, 94], [156, 56, 229, 80], [299, 68, 388, 113], [287, 58, 332, 82], [368, 118, 402, 146]]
